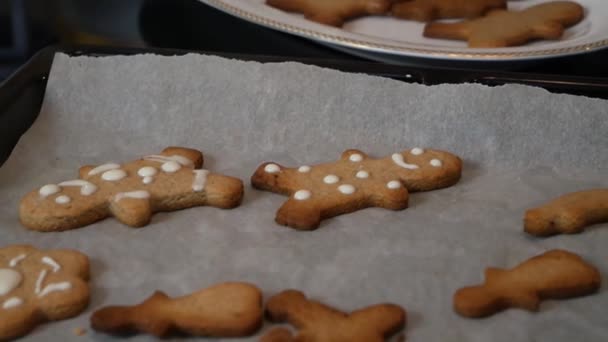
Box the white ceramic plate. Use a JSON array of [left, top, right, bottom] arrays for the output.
[[199, 0, 608, 65]]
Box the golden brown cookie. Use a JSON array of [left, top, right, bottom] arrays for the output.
[[424, 1, 584, 47], [391, 0, 506, 22], [454, 250, 600, 318], [524, 189, 608, 236], [91, 282, 263, 338], [251, 148, 462, 230], [20, 147, 244, 231], [0, 245, 90, 341], [266, 0, 392, 27], [264, 289, 406, 342]]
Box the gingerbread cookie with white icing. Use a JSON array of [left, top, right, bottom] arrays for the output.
[[20, 147, 244, 231], [251, 148, 462, 230], [0, 245, 90, 341]]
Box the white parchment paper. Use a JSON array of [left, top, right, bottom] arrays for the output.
[[0, 53, 607, 341]]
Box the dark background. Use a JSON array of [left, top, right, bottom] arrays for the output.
[[1, 0, 607, 81]]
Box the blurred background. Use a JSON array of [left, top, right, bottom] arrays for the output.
[[0, 0, 605, 81], [0, 0, 347, 81]]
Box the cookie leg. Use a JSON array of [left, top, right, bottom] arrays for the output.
[[91, 291, 173, 337], [275, 199, 322, 230], [531, 21, 565, 40], [109, 196, 153, 227]]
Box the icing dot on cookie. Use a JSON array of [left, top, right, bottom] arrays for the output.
[[161, 161, 181, 173], [323, 175, 340, 184], [430, 159, 443, 167], [349, 154, 363, 162], [387, 180, 401, 189], [39, 184, 60, 198], [356, 171, 369, 179], [0, 269, 22, 296], [411, 147, 424, 155], [298, 166, 311, 173], [2, 296, 23, 309], [143, 176, 154, 184], [264, 164, 280, 173], [138, 166, 157, 177], [338, 184, 356, 195], [294, 190, 311, 201], [101, 169, 127, 181], [55, 195, 71, 204]]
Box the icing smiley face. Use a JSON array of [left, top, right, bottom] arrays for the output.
[[20, 147, 244, 232], [252, 148, 462, 230], [0, 245, 91, 341]]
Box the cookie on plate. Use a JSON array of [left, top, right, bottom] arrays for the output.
[[423, 1, 584, 47]]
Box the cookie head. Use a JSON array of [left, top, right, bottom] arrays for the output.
[[0, 245, 90, 341]]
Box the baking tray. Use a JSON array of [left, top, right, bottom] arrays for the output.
[[1, 44, 608, 168]]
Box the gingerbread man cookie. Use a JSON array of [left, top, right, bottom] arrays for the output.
[[20, 147, 244, 231], [423, 1, 584, 48], [454, 250, 600, 318], [524, 189, 608, 237], [91, 282, 263, 338], [263, 289, 406, 342], [251, 148, 462, 230], [0, 245, 90, 341], [392, 0, 506, 22], [266, 0, 392, 27]]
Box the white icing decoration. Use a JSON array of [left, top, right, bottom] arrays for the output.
[[356, 171, 369, 179], [430, 159, 443, 167], [0, 269, 22, 296], [2, 296, 23, 309], [42, 256, 61, 273], [349, 154, 363, 162], [39, 184, 60, 198], [192, 170, 210, 192], [143, 176, 154, 184], [9, 254, 26, 267], [115, 190, 150, 202], [38, 282, 72, 298], [298, 166, 311, 173], [144, 155, 194, 168], [55, 195, 71, 204], [58, 180, 97, 196], [338, 184, 356, 195], [88, 163, 120, 176], [264, 164, 280, 173], [387, 180, 401, 189], [137, 166, 157, 177], [101, 169, 127, 181], [161, 161, 181, 173], [391, 153, 419, 170], [294, 190, 311, 201], [410, 148, 424, 155], [35, 269, 47, 294], [323, 175, 340, 184]]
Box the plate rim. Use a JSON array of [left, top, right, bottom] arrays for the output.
[[200, 0, 608, 61]]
